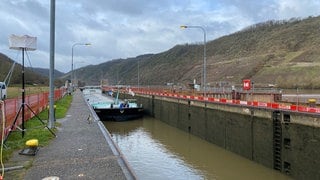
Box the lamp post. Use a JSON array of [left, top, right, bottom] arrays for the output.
[[138, 59, 140, 91], [71, 43, 90, 90], [49, 0, 55, 128], [74, 61, 86, 87], [180, 25, 207, 96]]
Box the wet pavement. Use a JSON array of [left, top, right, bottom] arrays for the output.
[[23, 90, 135, 180]]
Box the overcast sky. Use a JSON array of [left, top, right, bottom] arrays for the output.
[[1, 0, 320, 73]]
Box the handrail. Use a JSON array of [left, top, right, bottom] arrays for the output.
[[101, 86, 320, 114]]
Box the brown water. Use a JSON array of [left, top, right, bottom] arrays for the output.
[[104, 117, 291, 180]]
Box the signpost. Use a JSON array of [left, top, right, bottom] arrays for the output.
[[243, 79, 251, 90]]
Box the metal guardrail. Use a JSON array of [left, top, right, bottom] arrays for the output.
[[136, 91, 320, 114], [101, 85, 320, 114]]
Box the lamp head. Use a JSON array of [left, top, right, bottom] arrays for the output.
[[180, 25, 188, 29]]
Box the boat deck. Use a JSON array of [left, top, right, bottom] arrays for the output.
[[83, 87, 143, 121]]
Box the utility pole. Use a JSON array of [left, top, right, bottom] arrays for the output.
[[48, 0, 55, 128]]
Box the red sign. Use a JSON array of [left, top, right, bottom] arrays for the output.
[[243, 79, 251, 90]]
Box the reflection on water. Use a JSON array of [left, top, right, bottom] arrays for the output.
[[104, 117, 291, 180]]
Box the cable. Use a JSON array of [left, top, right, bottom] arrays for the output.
[[4, 62, 15, 88], [25, 50, 34, 70], [26, 50, 39, 75], [0, 100, 5, 179]]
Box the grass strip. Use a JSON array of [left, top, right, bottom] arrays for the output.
[[2, 94, 72, 161]]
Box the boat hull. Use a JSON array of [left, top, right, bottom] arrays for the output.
[[94, 107, 144, 121]]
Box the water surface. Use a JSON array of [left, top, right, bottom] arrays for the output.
[[104, 117, 291, 180]]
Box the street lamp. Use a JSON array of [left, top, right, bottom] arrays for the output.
[[71, 42, 91, 90], [180, 25, 207, 96], [138, 59, 140, 91], [74, 61, 86, 87]]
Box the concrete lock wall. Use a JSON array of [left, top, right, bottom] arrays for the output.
[[281, 113, 320, 179], [120, 93, 320, 179]]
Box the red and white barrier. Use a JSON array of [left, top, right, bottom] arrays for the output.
[[0, 88, 66, 138], [102, 86, 320, 114]]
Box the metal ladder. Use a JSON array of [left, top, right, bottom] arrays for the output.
[[273, 111, 282, 171]]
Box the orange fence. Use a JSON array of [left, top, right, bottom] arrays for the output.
[[102, 86, 320, 114], [0, 88, 66, 138]]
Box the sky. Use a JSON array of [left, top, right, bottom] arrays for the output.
[[0, 0, 320, 73]]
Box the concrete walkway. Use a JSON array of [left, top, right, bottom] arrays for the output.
[[24, 90, 135, 180]]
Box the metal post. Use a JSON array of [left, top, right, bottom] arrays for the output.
[[296, 88, 299, 111], [71, 45, 74, 90], [138, 59, 140, 91], [21, 48, 25, 136], [180, 25, 207, 96], [203, 27, 207, 96], [48, 0, 55, 128], [71, 43, 91, 90]]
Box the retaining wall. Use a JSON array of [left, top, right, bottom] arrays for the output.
[[120, 93, 320, 180]]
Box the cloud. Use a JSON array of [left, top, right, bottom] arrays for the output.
[[276, 0, 320, 19], [0, 0, 319, 73]]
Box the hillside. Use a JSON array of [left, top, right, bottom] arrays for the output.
[[0, 53, 64, 86], [32, 67, 64, 78], [72, 16, 320, 89], [0, 53, 46, 85], [3, 16, 320, 89]]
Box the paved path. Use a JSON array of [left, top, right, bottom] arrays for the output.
[[24, 90, 135, 180], [282, 94, 320, 104]]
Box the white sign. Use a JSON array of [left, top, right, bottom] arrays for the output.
[[9, 34, 37, 51]]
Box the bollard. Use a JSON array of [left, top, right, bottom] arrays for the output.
[[308, 99, 316, 108], [47, 105, 57, 121]]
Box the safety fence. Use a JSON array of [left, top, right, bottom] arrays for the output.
[[0, 88, 66, 138], [102, 86, 320, 114]]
